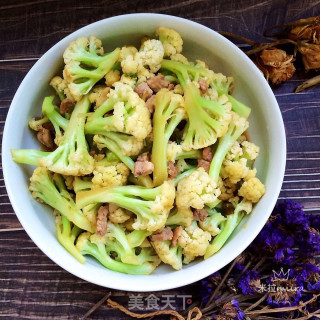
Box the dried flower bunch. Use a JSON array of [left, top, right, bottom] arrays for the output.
[[220, 16, 320, 92], [81, 200, 319, 320], [196, 200, 320, 319]]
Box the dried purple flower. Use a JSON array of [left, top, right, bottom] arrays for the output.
[[215, 299, 245, 320], [200, 272, 221, 303], [296, 263, 320, 291], [266, 269, 304, 307], [238, 270, 261, 295]]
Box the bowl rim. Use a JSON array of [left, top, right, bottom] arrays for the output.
[[2, 13, 286, 292]]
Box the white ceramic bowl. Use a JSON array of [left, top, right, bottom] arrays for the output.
[[2, 13, 286, 292]]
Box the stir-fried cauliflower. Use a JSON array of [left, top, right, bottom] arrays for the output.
[[241, 141, 260, 160], [167, 141, 183, 162], [156, 27, 183, 57], [151, 240, 182, 270], [92, 162, 130, 188], [139, 39, 164, 73], [238, 177, 265, 203], [223, 158, 249, 184], [108, 82, 152, 140], [176, 168, 221, 209], [14, 26, 267, 275], [105, 70, 120, 87], [178, 222, 211, 264]]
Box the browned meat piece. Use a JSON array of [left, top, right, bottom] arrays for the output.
[[37, 127, 54, 149], [167, 161, 178, 179], [134, 82, 153, 100], [151, 227, 173, 242], [193, 208, 208, 221], [198, 78, 208, 94], [96, 205, 109, 236], [197, 159, 210, 173], [171, 226, 183, 248], [137, 152, 149, 162], [145, 95, 156, 113], [89, 150, 95, 157], [168, 83, 175, 91], [42, 121, 55, 133], [202, 147, 213, 161], [133, 152, 154, 177], [60, 99, 75, 115], [147, 74, 171, 92]]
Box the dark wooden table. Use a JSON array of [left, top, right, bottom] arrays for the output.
[[1, 1, 320, 319]]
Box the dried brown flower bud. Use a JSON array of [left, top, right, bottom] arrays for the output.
[[298, 42, 320, 70], [254, 48, 295, 85], [288, 17, 320, 43]]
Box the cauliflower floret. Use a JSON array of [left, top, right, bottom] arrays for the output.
[[178, 222, 211, 264], [156, 27, 183, 57], [63, 37, 120, 101], [218, 177, 237, 201], [202, 87, 218, 101], [238, 177, 265, 203], [211, 72, 234, 94], [176, 167, 221, 210], [151, 240, 182, 270], [166, 207, 193, 227], [109, 206, 131, 224], [241, 141, 260, 160], [120, 46, 139, 74], [50, 76, 74, 102], [167, 141, 183, 162], [64, 175, 74, 190], [229, 196, 253, 215], [139, 39, 164, 73], [214, 94, 233, 137], [199, 211, 226, 236], [170, 53, 189, 65], [92, 162, 130, 188], [63, 36, 103, 64], [105, 70, 120, 87], [245, 168, 257, 181], [173, 84, 184, 95], [107, 82, 152, 140], [223, 158, 249, 184], [120, 74, 137, 88], [195, 59, 209, 69], [89, 85, 110, 109], [225, 141, 243, 161], [94, 133, 144, 156], [132, 181, 175, 232]]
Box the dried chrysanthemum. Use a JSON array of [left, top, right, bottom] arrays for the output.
[[218, 31, 296, 86], [288, 17, 320, 43], [254, 48, 296, 85], [298, 41, 320, 70], [266, 16, 320, 44]]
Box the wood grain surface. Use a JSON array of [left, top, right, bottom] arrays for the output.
[[1, 0, 319, 319]]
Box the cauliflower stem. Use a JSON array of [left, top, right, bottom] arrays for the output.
[[209, 113, 249, 182], [11, 96, 94, 176], [29, 168, 93, 232], [152, 90, 185, 186], [76, 181, 175, 232], [76, 232, 158, 275], [56, 214, 86, 263]]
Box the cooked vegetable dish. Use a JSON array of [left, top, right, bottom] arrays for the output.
[[11, 27, 265, 274]]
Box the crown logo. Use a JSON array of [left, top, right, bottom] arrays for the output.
[[272, 268, 290, 281]]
